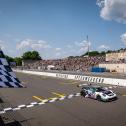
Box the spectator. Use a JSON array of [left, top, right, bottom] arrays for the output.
[[23, 56, 105, 72]]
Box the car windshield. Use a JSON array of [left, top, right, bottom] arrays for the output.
[[88, 87, 97, 92], [96, 87, 106, 92]]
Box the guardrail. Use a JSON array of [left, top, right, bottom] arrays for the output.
[[14, 69, 126, 87]]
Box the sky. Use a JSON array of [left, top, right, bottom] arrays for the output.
[[0, 0, 126, 59]]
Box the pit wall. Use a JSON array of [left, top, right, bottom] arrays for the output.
[[14, 69, 126, 87]]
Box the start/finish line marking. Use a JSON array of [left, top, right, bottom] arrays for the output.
[[32, 92, 66, 102], [0, 93, 81, 115], [32, 96, 45, 102]]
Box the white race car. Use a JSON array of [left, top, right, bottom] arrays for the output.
[[80, 86, 117, 102]]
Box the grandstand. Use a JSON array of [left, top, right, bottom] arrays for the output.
[[21, 48, 126, 74], [22, 56, 105, 72]]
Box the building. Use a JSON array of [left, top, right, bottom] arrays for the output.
[[99, 63, 126, 73], [106, 51, 126, 62], [99, 51, 126, 74]]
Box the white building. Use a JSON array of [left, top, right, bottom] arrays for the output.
[[106, 51, 126, 62]]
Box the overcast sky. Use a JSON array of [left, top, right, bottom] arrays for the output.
[[0, 0, 126, 59]]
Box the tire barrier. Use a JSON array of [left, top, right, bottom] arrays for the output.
[[0, 49, 23, 88], [0, 93, 81, 114]]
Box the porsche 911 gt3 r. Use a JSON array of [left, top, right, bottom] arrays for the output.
[[80, 86, 117, 102]]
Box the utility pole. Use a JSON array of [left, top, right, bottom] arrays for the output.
[[87, 35, 90, 57]]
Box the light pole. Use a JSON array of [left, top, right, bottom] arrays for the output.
[[87, 35, 90, 57]]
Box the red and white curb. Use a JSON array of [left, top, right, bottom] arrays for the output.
[[0, 93, 81, 114]]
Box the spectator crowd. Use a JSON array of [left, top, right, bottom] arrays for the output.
[[23, 56, 105, 72]]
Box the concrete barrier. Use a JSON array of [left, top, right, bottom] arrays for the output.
[[14, 69, 126, 87]]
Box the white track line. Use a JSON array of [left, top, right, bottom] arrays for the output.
[[0, 92, 81, 114]]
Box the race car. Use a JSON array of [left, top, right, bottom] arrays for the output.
[[80, 85, 117, 102]]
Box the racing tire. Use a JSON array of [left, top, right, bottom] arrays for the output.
[[97, 95, 102, 101], [80, 91, 86, 97]]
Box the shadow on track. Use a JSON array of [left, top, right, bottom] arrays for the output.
[[0, 116, 22, 126]]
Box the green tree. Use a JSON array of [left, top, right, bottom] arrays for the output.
[[68, 56, 74, 59], [82, 51, 100, 57], [89, 51, 99, 56], [22, 51, 41, 60], [31, 51, 41, 60], [106, 50, 112, 53], [14, 57, 22, 66], [5, 55, 14, 63], [100, 51, 106, 56], [22, 51, 32, 60]]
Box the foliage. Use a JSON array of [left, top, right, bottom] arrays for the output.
[[106, 50, 113, 53], [81, 50, 106, 57], [4, 51, 41, 66], [5, 55, 22, 66], [14, 57, 22, 66], [22, 51, 41, 60], [68, 56, 75, 59], [5, 55, 14, 63], [99, 51, 106, 56]]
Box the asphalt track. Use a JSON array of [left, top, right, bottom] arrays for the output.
[[0, 72, 126, 126]]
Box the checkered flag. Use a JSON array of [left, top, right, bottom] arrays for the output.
[[0, 49, 23, 88]]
